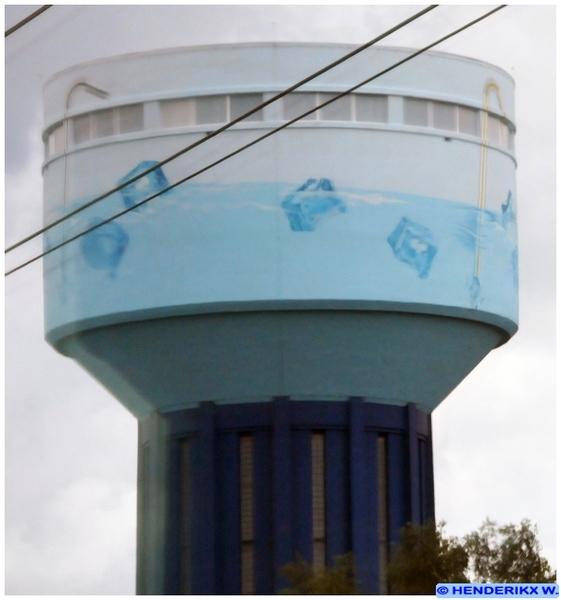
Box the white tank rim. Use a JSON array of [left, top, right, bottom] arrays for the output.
[[43, 41, 515, 91]]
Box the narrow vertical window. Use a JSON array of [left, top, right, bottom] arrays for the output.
[[432, 101, 457, 131], [230, 94, 263, 122], [283, 93, 316, 121], [499, 120, 510, 148], [54, 124, 65, 153], [486, 114, 502, 145], [458, 105, 479, 135], [161, 98, 196, 128], [404, 98, 429, 126], [118, 104, 144, 134], [46, 123, 65, 156], [179, 439, 192, 594], [196, 95, 227, 125], [318, 93, 352, 121], [92, 109, 114, 139], [311, 432, 326, 574], [486, 114, 511, 149], [355, 95, 388, 123], [73, 114, 91, 144], [240, 434, 254, 594], [377, 435, 388, 594]]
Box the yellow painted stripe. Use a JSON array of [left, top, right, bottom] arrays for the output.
[[475, 81, 507, 277]]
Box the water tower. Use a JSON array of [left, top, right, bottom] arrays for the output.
[[42, 43, 517, 594]]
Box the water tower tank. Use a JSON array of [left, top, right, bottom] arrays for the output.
[[42, 43, 517, 594]]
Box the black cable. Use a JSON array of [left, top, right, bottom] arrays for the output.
[[5, 5, 52, 37], [5, 4, 437, 255], [5, 5, 506, 277]]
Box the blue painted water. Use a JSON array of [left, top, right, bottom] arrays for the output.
[[45, 172, 518, 326]]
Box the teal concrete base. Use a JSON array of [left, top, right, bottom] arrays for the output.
[[58, 307, 508, 418]]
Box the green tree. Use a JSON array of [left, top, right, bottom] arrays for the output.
[[464, 518, 556, 583], [387, 520, 469, 594], [387, 518, 555, 594], [279, 553, 360, 594]]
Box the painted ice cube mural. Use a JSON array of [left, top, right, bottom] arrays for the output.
[[118, 160, 170, 212], [501, 190, 516, 233], [387, 217, 438, 279], [282, 178, 346, 231], [467, 190, 517, 306], [80, 217, 129, 277], [501, 191, 519, 290]]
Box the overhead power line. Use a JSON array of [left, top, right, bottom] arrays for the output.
[[5, 5, 52, 37], [5, 4, 437, 255], [5, 5, 506, 277]]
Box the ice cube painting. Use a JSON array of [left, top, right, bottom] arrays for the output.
[[118, 160, 170, 212], [387, 217, 438, 279], [80, 217, 129, 277], [501, 190, 515, 230], [282, 178, 346, 231]]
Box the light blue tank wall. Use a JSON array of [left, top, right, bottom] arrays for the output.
[[42, 44, 518, 417]]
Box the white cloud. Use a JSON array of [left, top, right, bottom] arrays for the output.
[[433, 346, 556, 564], [6, 480, 136, 594]]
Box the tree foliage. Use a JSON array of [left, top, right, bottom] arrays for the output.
[[278, 519, 554, 595], [278, 553, 360, 594], [387, 519, 555, 595], [387, 520, 469, 594], [464, 518, 556, 583]]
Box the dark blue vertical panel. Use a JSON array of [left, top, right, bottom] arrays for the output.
[[191, 401, 216, 593], [254, 430, 273, 594], [387, 432, 408, 549], [325, 429, 349, 564], [292, 429, 312, 563], [164, 438, 181, 594], [349, 398, 371, 592], [360, 430, 378, 594], [407, 403, 421, 524], [425, 416, 436, 522], [418, 438, 426, 524], [217, 431, 241, 594], [135, 425, 145, 595], [272, 397, 292, 592]]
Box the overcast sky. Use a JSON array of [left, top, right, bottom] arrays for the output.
[[4, 4, 556, 595]]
